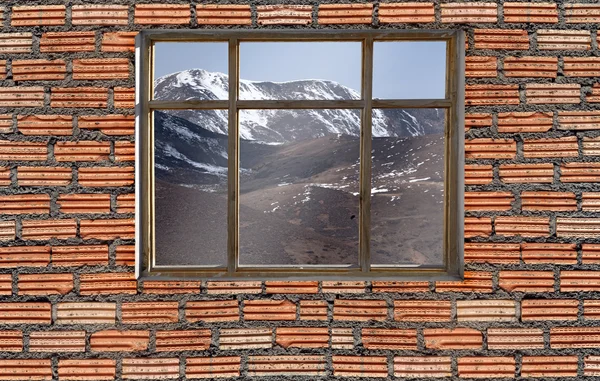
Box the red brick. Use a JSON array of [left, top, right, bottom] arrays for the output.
[[21, 219, 77, 240], [18, 273, 73, 295], [72, 5, 128, 26], [465, 113, 492, 131], [497, 111, 553, 133], [565, 4, 600, 23], [0, 32, 33, 54], [0, 302, 51, 324], [559, 111, 600, 130], [521, 242, 577, 264], [495, 216, 550, 237], [464, 217, 492, 238], [0, 87, 44, 107], [458, 357, 515, 379], [79, 273, 137, 295], [526, 83, 581, 104], [0, 221, 15, 241], [17, 166, 72, 186], [465, 191, 513, 211], [466, 84, 520, 105], [250, 355, 326, 377], [551, 327, 600, 348], [436, 271, 493, 293], [0, 166, 11, 187], [58, 359, 116, 381], [394, 357, 451, 378], [424, 328, 482, 350], [537, 29, 591, 50], [156, 329, 211, 352], [583, 137, 600, 156], [114, 87, 135, 108], [11, 5, 65, 26], [52, 245, 109, 266], [122, 357, 179, 379], [196, 4, 252, 25], [372, 281, 429, 293], [333, 299, 387, 321], [115, 141, 135, 162], [205, 281, 261, 294], [584, 300, 600, 320], [378, 2, 434, 23], [362, 328, 417, 350], [499, 271, 554, 292], [557, 218, 600, 238], [116, 245, 135, 266], [332, 328, 353, 349], [489, 328, 545, 349], [521, 299, 578, 321], [0, 140, 47, 161], [322, 281, 365, 293], [18, 115, 72, 136], [244, 300, 296, 321], [522, 356, 578, 378], [0, 114, 10, 133], [56, 302, 116, 324], [441, 3, 497, 23], [186, 300, 239, 322], [474, 29, 529, 50], [583, 193, 600, 212], [57, 194, 111, 214], [561, 271, 600, 292], [256, 5, 312, 25], [80, 218, 134, 240], [73, 58, 130, 81], [51, 87, 108, 108], [12, 59, 66, 81], [78, 167, 134, 187], [143, 281, 200, 294], [0, 274, 11, 295], [265, 281, 318, 294], [91, 330, 149, 352], [464, 242, 520, 264], [465, 138, 517, 159], [0, 246, 50, 268], [504, 2, 557, 23], [523, 136, 578, 158], [0, 194, 50, 214], [318, 4, 372, 24], [393, 300, 451, 321], [29, 331, 85, 352], [0, 331, 22, 352], [503, 56, 557, 78], [186, 357, 240, 379], [79, 114, 134, 136], [563, 57, 600, 77], [54, 141, 110, 162], [276, 327, 328, 348], [465, 164, 493, 185], [221, 328, 272, 350], [332, 356, 386, 378], [40, 32, 95, 53], [500, 163, 554, 183], [466, 56, 497, 78], [102, 32, 137, 52], [0, 359, 52, 381], [587, 84, 600, 103], [122, 301, 179, 324], [134, 4, 190, 25], [457, 300, 516, 322], [521, 191, 577, 212], [299, 300, 327, 320]]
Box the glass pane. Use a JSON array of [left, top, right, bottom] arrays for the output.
[[370, 108, 446, 266], [373, 41, 446, 99], [239, 42, 362, 100], [154, 109, 228, 266], [153, 42, 229, 100], [239, 109, 360, 266]]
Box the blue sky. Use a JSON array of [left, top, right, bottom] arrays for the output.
[[154, 41, 446, 99]]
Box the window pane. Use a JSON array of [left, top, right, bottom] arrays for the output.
[[239, 42, 362, 100], [153, 42, 228, 100], [373, 41, 446, 99], [239, 109, 360, 266], [154, 109, 228, 266], [370, 108, 446, 266]]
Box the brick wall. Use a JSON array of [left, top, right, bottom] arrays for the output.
[[0, 1, 599, 379]]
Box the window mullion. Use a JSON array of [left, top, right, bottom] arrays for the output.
[[227, 38, 240, 275], [359, 37, 374, 274]]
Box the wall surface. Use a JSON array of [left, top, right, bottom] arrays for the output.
[[0, 0, 599, 379]]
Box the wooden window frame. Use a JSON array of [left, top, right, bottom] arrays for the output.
[[135, 29, 465, 281]]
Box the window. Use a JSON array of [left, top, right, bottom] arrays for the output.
[[136, 30, 465, 280]]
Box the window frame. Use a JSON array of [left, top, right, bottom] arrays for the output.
[[135, 29, 465, 281]]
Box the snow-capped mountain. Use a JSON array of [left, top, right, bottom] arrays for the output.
[[154, 69, 444, 142]]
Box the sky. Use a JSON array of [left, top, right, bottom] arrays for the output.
[[154, 41, 446, 99]]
